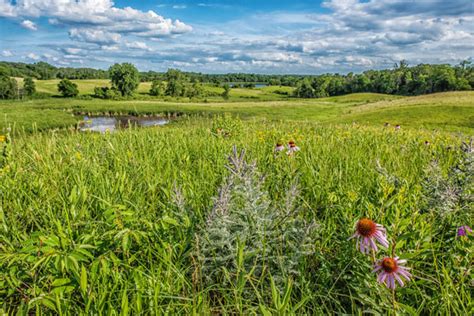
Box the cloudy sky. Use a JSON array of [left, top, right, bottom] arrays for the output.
[[0, 0, 473, 74]]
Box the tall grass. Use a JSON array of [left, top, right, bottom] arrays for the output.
[[0, 118, 472, 314]]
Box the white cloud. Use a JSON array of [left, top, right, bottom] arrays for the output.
[[26, 53, 40, 60], [172, 5, 187, 9], [21, 19, 37, 31], [69, 28, 121, 45], [125, 41, 150, 50], [2, 50, 13, 57], [1, 0, 192, 44]]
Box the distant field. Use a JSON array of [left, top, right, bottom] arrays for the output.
[[22, 79, 295, 101], [0, 90, 472, 133]]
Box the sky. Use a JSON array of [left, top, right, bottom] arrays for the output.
[[0, 0, 473, 74]]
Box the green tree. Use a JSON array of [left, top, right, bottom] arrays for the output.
[[165, 69, 186, 97], [57, 79, 79, 97], [187, 81, 204, 98], [0, 76, 18, 99], [23, 77, 36, 96], [150, 80, 166, 96], [222, 83, 230, 100], [294, 79, 315, 98], [109, 63, 140, 96]]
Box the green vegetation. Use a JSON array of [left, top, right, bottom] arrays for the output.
[[0, 72, 472, 314], [57, 79, 79, 97], [0, 75, 18, 99], [109, 63, 140, 97], [0, 117, 472, 314], [294, 61, 473, 98], [0, 91, 472, 133], [23, 77, 36, 96], [1, 61, 472, 100]]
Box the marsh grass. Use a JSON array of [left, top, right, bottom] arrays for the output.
[[0, 118, 472, 314]]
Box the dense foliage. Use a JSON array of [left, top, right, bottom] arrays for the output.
[[0, 119, 472, 314], [0, 75, 18, 99], [109, 63, 140, 97], [57, 79, 79, 97], [23, 77, 36, 96], [0, 60, 472, 100], [294, 61, 473, 98], [0, 61, 107, 80]]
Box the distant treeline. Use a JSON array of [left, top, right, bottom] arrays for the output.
[[0, 60, 472, 99], [294, 61, 473, 98]]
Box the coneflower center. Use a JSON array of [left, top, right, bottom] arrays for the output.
[[381, 258, 398, 273], [356, 218, 376, 237]]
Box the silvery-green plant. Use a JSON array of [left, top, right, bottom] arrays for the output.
[[194, 146, 318, 296], [421, 140, 473, 217]]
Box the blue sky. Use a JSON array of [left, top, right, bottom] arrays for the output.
[[0, 0, 472, 74]]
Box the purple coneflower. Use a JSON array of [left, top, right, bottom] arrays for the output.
[[274, 142, 285, 152], [349, 218, 389, 253], [287, 142, 300, 155], [373, 257, 411, 289], [457, 225, 472, 237], [395, 125, 401, 130]]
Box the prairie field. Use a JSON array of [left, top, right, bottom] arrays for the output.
[[0, 88, 473, 314]]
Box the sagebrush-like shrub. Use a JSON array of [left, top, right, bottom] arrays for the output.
[[194, 146, 318, 299]]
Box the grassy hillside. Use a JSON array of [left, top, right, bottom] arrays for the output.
[[24, 79, 296, 101]]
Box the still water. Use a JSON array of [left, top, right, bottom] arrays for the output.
[[80, 116, 169, 133]]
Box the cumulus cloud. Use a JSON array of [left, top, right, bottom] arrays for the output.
[[125, 41, 150, 50], [1, 0, 192, 44], [1, 0, 472, 73], [26, 53, 40, 60], [20, 19, 37, 30], [69, 28, 121, 45], [2, 50, 13, 57]]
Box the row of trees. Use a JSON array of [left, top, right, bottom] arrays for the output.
[[0, 61, 302, 85], [294, 61, 473, 98]]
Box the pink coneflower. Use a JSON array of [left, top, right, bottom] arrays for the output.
[[287, 142, 300, 155], [395, 125, 401, 130], [373, 257, 411, 289], [457, 225, 472, 237], [349, 218, 389, 253], [274, 142, 285, 152]]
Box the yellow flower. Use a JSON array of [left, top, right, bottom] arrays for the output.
[[0, 135, 5, 142]]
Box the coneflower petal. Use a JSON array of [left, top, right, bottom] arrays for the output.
[[394, 273, 405, 287]]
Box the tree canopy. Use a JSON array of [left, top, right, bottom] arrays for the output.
[[109, 63, 140, 97], [57, 79, 79, 97]]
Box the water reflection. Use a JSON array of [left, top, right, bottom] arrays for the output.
[[80, 116, 169, 133]]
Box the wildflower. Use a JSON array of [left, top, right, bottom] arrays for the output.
[[287, 142, 300, 155], [0, 135, 5, 142], [384, 122, 390, 127], [274, 142, 285, 152], [373, 257, 411, 289], [395, 125, 401, 130], [457, 225, 472, 237], [424, 140, 431, 146], [349, 218, 389, 253]]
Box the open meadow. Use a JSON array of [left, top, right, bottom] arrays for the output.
[[0, 84, 473, 314]]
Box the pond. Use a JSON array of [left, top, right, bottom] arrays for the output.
[[79, 116, 169, 133]]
